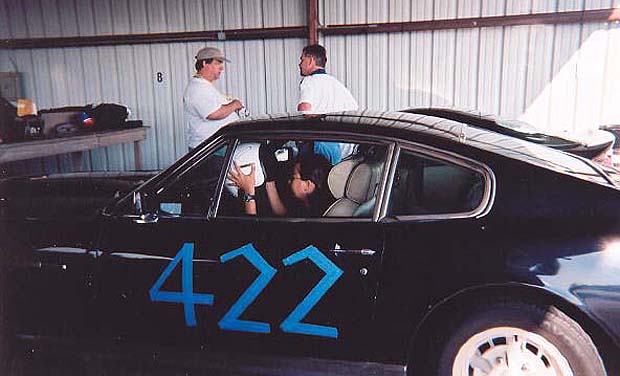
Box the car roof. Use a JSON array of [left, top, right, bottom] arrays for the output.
[[231, 110, 467, 141], [226, 110, 612, 187]]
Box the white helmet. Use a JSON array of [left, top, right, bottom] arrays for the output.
[[225, 142, 265, 197]]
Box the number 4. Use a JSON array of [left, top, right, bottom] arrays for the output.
[[149, 243, 214, 327]]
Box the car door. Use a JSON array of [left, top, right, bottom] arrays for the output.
[[94, 139, 259, 349], [245, 219, 384, 361], [209, 135, 393, 363]]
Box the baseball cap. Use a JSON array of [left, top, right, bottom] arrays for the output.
[[195, 47, 230, 62]]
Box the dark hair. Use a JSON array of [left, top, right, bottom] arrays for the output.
[[298, 154, 334, 216], [195, 58, 215, 72], [302, 44, 327, 68]]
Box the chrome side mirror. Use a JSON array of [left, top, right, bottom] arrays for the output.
[[133, 191, 143, 215], [132, 191, 158, 224]]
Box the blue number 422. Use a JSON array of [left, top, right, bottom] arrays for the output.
[[149, 243, 343, 338]]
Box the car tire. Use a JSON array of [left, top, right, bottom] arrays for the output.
[[433, 300, 607, 376]]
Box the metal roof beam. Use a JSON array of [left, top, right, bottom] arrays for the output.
[[321, 8, 620, 36]]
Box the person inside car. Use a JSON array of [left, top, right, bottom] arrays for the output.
[[227, 148, 334, 217]]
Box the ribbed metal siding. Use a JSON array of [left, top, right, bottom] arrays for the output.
[[1, 0, 305, 175], [322, 0, 619, 132], [1, 0, 619, 176]]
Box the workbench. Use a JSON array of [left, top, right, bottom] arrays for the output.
[[0, 127, 147, 170]]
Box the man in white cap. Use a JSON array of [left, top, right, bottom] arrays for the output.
[[183, 46, 244, 150]]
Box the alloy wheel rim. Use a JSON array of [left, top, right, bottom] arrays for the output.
[[452, 326, 573, 376]]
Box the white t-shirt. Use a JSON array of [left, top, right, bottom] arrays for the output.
[[298, 73, 358, 115], [183, 76, 239, 148], [299, 72, 359, 160]]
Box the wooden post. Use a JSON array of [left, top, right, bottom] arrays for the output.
[[134, 140, 143, 170], [308, 0, 318, 45]]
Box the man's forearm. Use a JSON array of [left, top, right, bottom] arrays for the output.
[[208, 101, 240, 120]]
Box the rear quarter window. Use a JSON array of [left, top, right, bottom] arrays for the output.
[[388, 149, 488, 218]]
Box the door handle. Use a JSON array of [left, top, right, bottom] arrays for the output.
[[330, 248, 376, 256]]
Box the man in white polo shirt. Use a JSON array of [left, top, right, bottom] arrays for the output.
[[298, 44, 358, 163], [183, 46, 244, 150]]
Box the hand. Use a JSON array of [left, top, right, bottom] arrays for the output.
[[230, 99, 244, 111], [209, 99, 245, 120], [259, 141, 279, 182], [227, 161, 256, 194]]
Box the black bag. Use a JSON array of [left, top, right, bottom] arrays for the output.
[[0, 97, 21, 143], [89, 103, 129, 130]]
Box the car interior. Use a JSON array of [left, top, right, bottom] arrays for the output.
[[154, 140, 485, 220], [214, 139, 388, 219]]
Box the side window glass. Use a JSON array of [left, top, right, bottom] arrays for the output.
[[157, 144, 228, 217], [218, 139, 387, 219], [388, 150, 485, 216]]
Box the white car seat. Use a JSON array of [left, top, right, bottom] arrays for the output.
[[323, 158, 383, 217]]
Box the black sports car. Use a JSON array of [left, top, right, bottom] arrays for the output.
[[402, 107, 615, 160], [2, 111, 620, 376]]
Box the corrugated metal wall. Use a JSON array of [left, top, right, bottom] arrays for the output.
[[0, 0, 306, 174], [321, 0, 619, 133], [1, 0, 619, 175]]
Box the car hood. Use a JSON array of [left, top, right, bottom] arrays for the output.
[[0, 171, 157, 220]]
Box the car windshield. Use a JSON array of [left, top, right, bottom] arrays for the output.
[[496, 119, 544, 135]]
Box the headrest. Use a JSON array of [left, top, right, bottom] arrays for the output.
[[327, 159, 358, 199], [225, 142, 265, 197], [327, 159, 374, 204], [346, 163, 373, 203]]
